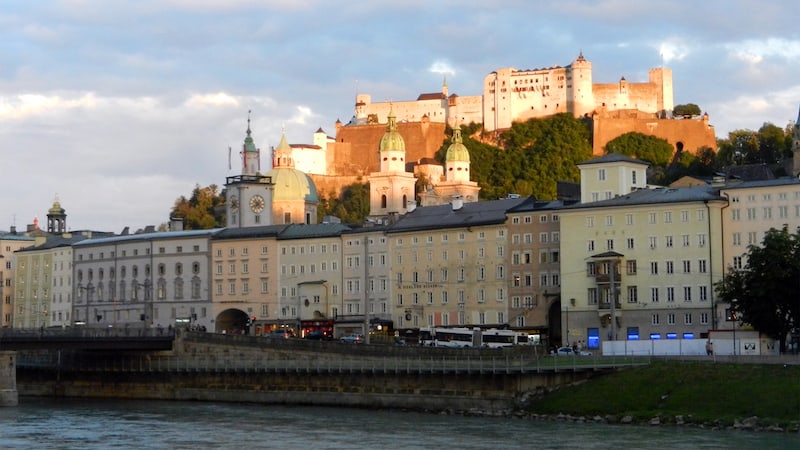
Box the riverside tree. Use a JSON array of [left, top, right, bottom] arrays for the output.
[[715, 226, 800, 353]]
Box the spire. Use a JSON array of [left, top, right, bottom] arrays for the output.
[[241, 110, 260, 175], [273, 128, 294, 169], [442, 75, 448, 97]]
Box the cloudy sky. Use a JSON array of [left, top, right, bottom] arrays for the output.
[[2, 0, 799, 233]]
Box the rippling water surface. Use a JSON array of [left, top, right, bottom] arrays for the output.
[[1, 398, 798, 449]]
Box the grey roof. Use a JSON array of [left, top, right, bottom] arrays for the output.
[[577, 153, 650, 167], [74, 228, 223, 246], [561, 185, 725, 210], [0, 233, 35, 242], [16, 234, 90, 252], [276, 223, 352, 240], [212, 225, 289, 240], [506, 196, 570, 213], [386, 197, 527, 233], [718, 177, 800, 191]]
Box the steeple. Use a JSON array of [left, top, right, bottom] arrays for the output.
[[445, 126, 471, 182], [241, 111, 261, 175], [442, 75, 448, 97], [272, 129, 295, 169], [46, 194, 67, 234]]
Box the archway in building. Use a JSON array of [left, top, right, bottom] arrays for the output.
[[548, 300, 563, 350], [216, 308, 249, 335]]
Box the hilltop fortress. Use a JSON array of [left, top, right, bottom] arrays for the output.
[[301, 53, 716, 195]]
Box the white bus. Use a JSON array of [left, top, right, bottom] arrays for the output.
[[420, 327, 480, 347], [481, 329, 520, 348]]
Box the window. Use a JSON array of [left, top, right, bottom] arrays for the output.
[[650, 287, 659, 303], [627, 286, 638, 303], [649, 236, 657, 249], [627, 238, 635, 249], [626, 260, 637, 275], [664, 211, 672, 223], [698, 259, 707, 273], [666, 287, 675, 302], [587, 240, 595, 252], [733, 232, 741, 246], [665, 236, 673, 248], [625, 213, 634, 225], [733, 256, 743, 270], [650, 261, 658, 275], [666, 261, 674, 274], [648, 212, 657, 224], [683, 286, 692, 302], [598, 168, 606, 181], [682, 235, 690, 247], [605, 215, 613, 226], [682, 260, 691, 273], [699, 285, 708, 301], [606, 239, 614, 250], [587, 288, 598, 305]]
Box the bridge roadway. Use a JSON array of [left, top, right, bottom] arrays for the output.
[[0, 327, 175, 351]]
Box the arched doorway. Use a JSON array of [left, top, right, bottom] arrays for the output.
[[216, 308, 249, 335]]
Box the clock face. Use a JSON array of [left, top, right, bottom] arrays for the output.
[[230, 196, 239, 211], [249, 195, 265, 213]]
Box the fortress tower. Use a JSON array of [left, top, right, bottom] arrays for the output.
[[567, 52, 595, 118]]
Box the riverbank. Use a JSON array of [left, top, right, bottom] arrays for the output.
[[513, 360, 800, 432]]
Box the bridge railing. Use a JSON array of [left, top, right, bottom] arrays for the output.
[[0, 327, 175, 340], [16, 351, 646, 374]]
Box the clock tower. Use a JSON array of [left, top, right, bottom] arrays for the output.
[[225, 113, 274, 228]]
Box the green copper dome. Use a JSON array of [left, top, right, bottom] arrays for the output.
[[379, 110, 405, 152], [267, 167, 319, 203], [243, 117, 258, 154], [445, 126, 470, 162]]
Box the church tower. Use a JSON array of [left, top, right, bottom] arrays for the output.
[[418, 125, 480, 206], [224, 113, 274, 228], [793, 105, 800, 177], [368, 109, 417, 218], [46, 196, 67, 234]]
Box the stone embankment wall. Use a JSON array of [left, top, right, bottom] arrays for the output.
[[15, 332, 594, 413], [0, 351, 18, 406]]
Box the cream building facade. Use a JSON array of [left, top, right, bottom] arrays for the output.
[[559, 186, 726, 348], [385, 198, 524, 330], [718, 179, 800, 272], [506, 198, 566, 344], [1, 232, 34, 328], [71, 230, 217, 330]]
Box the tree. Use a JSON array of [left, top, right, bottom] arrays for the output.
[[170, 184, 226, 229], [673, 103, 702, 117], [715, 226, 800, 353], [604, 132, 674, 166], [317, 183, 370, 224]]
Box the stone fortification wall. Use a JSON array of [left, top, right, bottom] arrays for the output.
[[592, 109, 717, 156]]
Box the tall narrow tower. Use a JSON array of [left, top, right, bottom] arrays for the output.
[[368, 109, 417, 218], [567, 52, 594, 118], [224, 113, 274, 228], [46, 196, 67, 234]]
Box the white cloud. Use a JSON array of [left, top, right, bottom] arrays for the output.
[[428, 60, 456, 77], [656, 40, 690, 64], [726, 38, 800, 65], [186, 92, 240, 107]]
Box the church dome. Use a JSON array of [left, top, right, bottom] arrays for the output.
[[267, 132, 319, 203], [445, 126, 470, 162], [379, 110, 406, 152], [267, 167, 319, 203]]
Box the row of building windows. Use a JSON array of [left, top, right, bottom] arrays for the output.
[[730, 206, 799, 221], [587, 285, 710, 304], [585, 209, 707, 228]]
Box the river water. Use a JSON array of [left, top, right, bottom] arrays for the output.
[[1, 398, 798, 449]]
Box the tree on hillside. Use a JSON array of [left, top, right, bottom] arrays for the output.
[[715, 226, 800, 353], [317, 183, 370, 224], [757, 122, 791, 164], [604, 132, 674, 166], [673, 103, 702, 117], [170, 184, 226, 229], [716, 129, 760, 167]]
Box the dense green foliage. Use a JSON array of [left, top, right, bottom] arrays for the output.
[[532, 361, 800, 427], [715, 226, 800, 353], [170, 184, 226, 230], [604, 132, 674, 166], [317, 183, 370, 224], [453, 114, 593, 200], [673, 103, 702, 117]]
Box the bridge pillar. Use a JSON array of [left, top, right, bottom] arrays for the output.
[[0, 351, 18, 407]]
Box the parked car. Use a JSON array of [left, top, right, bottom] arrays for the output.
[[340, 333, 364, 344], [304, 330, 332, 340], [266, 330, 294, 339], [553, 346, 592, 356]]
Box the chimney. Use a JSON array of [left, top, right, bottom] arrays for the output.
[[451, 195, 464, 211], [169, 217, 184, 232]]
